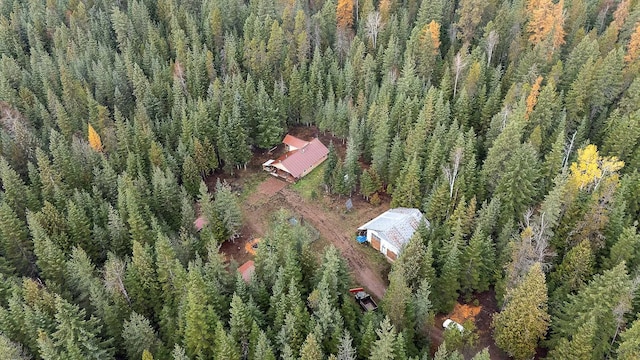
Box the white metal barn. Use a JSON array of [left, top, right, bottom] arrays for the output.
[[356, 208, 427, 261]]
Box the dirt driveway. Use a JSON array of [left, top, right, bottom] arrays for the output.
[[277, 187, 389, 299], [236, 176, 389, 299]]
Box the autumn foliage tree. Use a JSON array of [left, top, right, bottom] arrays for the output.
[[88, 123, 103, 152], [567, 144, 624, 193], [625, 22, 640, 64], [525, 76, 543, 119], [336, 0, 355, 30], [526, 0, 565, 52]]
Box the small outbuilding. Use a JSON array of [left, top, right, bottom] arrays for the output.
[[262, 135, 329, 182], [238, 260, 255, 282], [356, 208, 427, 261]]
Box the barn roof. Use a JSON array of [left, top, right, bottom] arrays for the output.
[[358, 208, 427, 250], [282, 134, 309, 149], [274, 138, 329, 178]]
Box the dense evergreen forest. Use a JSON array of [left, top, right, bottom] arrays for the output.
[[0, 0, 640, 358]]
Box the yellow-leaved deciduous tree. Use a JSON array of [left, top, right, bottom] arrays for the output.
[[526, 0, 565, 51], [625, 22, 640, 63], [427, 21, 441, 54], [379, 0, 394, 23], [336, 0, 354, 30], [568, 144, 624, 193], [88, 123, 103, 152], [525, 76, 543, 119]]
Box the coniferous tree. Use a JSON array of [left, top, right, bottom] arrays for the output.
[[368, 317, 396, 360], [492, 263, 549, 360], [0, 202, 34, 276], [391, 154, 422, 208], [300, 333, 324, 360], [618, 317, 640, 360], [122, 312, 162, 360], [213, 179, 243, 242], [494, 143, 540, 219]]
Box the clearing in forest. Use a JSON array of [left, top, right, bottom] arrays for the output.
[[219, 167, 391, 300]]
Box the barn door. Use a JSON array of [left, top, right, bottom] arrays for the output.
[[371, 234, 381, 250]]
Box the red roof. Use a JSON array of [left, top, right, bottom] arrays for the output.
[[282, 134, 309, 149], [194, 216, 208, 231], [276, 138, 329, 178], [238, 260, 255, 282]]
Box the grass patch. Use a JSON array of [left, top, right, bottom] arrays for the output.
[[358, 243, 392, 278], [292, 162, 326, 201], [239, 171, 267, 201]]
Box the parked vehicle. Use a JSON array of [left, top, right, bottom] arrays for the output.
[[349, 287, 378, 311], [443, 319, 464, 332]]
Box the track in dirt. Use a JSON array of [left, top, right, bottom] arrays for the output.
[[237, 174, 389, 300], [277, 187, 388, 299]]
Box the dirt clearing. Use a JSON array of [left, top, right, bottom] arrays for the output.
[[217, 164, 391, 300], [430, 291, 509, 360]]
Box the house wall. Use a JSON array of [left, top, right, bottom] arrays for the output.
[[366, 230, 401, 261]]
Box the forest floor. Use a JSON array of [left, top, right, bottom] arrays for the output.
[[216, 125, 391, 299], [430, 291, 509, 359]]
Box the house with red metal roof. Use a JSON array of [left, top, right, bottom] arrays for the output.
[[262, 135, 329, 182]]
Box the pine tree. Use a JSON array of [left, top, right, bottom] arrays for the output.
[[382, 269, 411, 331], [618, 317, 640, 360], [44, 295, 114, 359], [492, 263, 550, 360], [368, 317, 396, 360], [122, 312, 161, 360], [460, 231, 494, 296], [229, 293, 253, 355], [125, 241, 159, 321], [547, 316, 595, 360], [0, 157, 36, 220], [0, 333, 29, 360], [550, 262, 633, 359], [0, 202, 34, 275], [413, 279, 435, 337], [494, 143, 540, 220], [183, 264, 215, 359], [358, 315, 377, 359], [300, 333, 324, 360], [213, 179, 243, 241], [391, 154, 422, 208], [213, 321, 240, 360], [605, 226, 640, 270], [549, 240, 593, 306], [337, 331, 357, 360], [435, 225, 462, 313]]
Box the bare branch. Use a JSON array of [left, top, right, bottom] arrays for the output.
[[365, 12, 382, 49], [453, 52, 467, 98], [485, 30, 499, 65]]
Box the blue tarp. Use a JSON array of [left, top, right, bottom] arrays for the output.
[[356, 235, 367, 244]]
